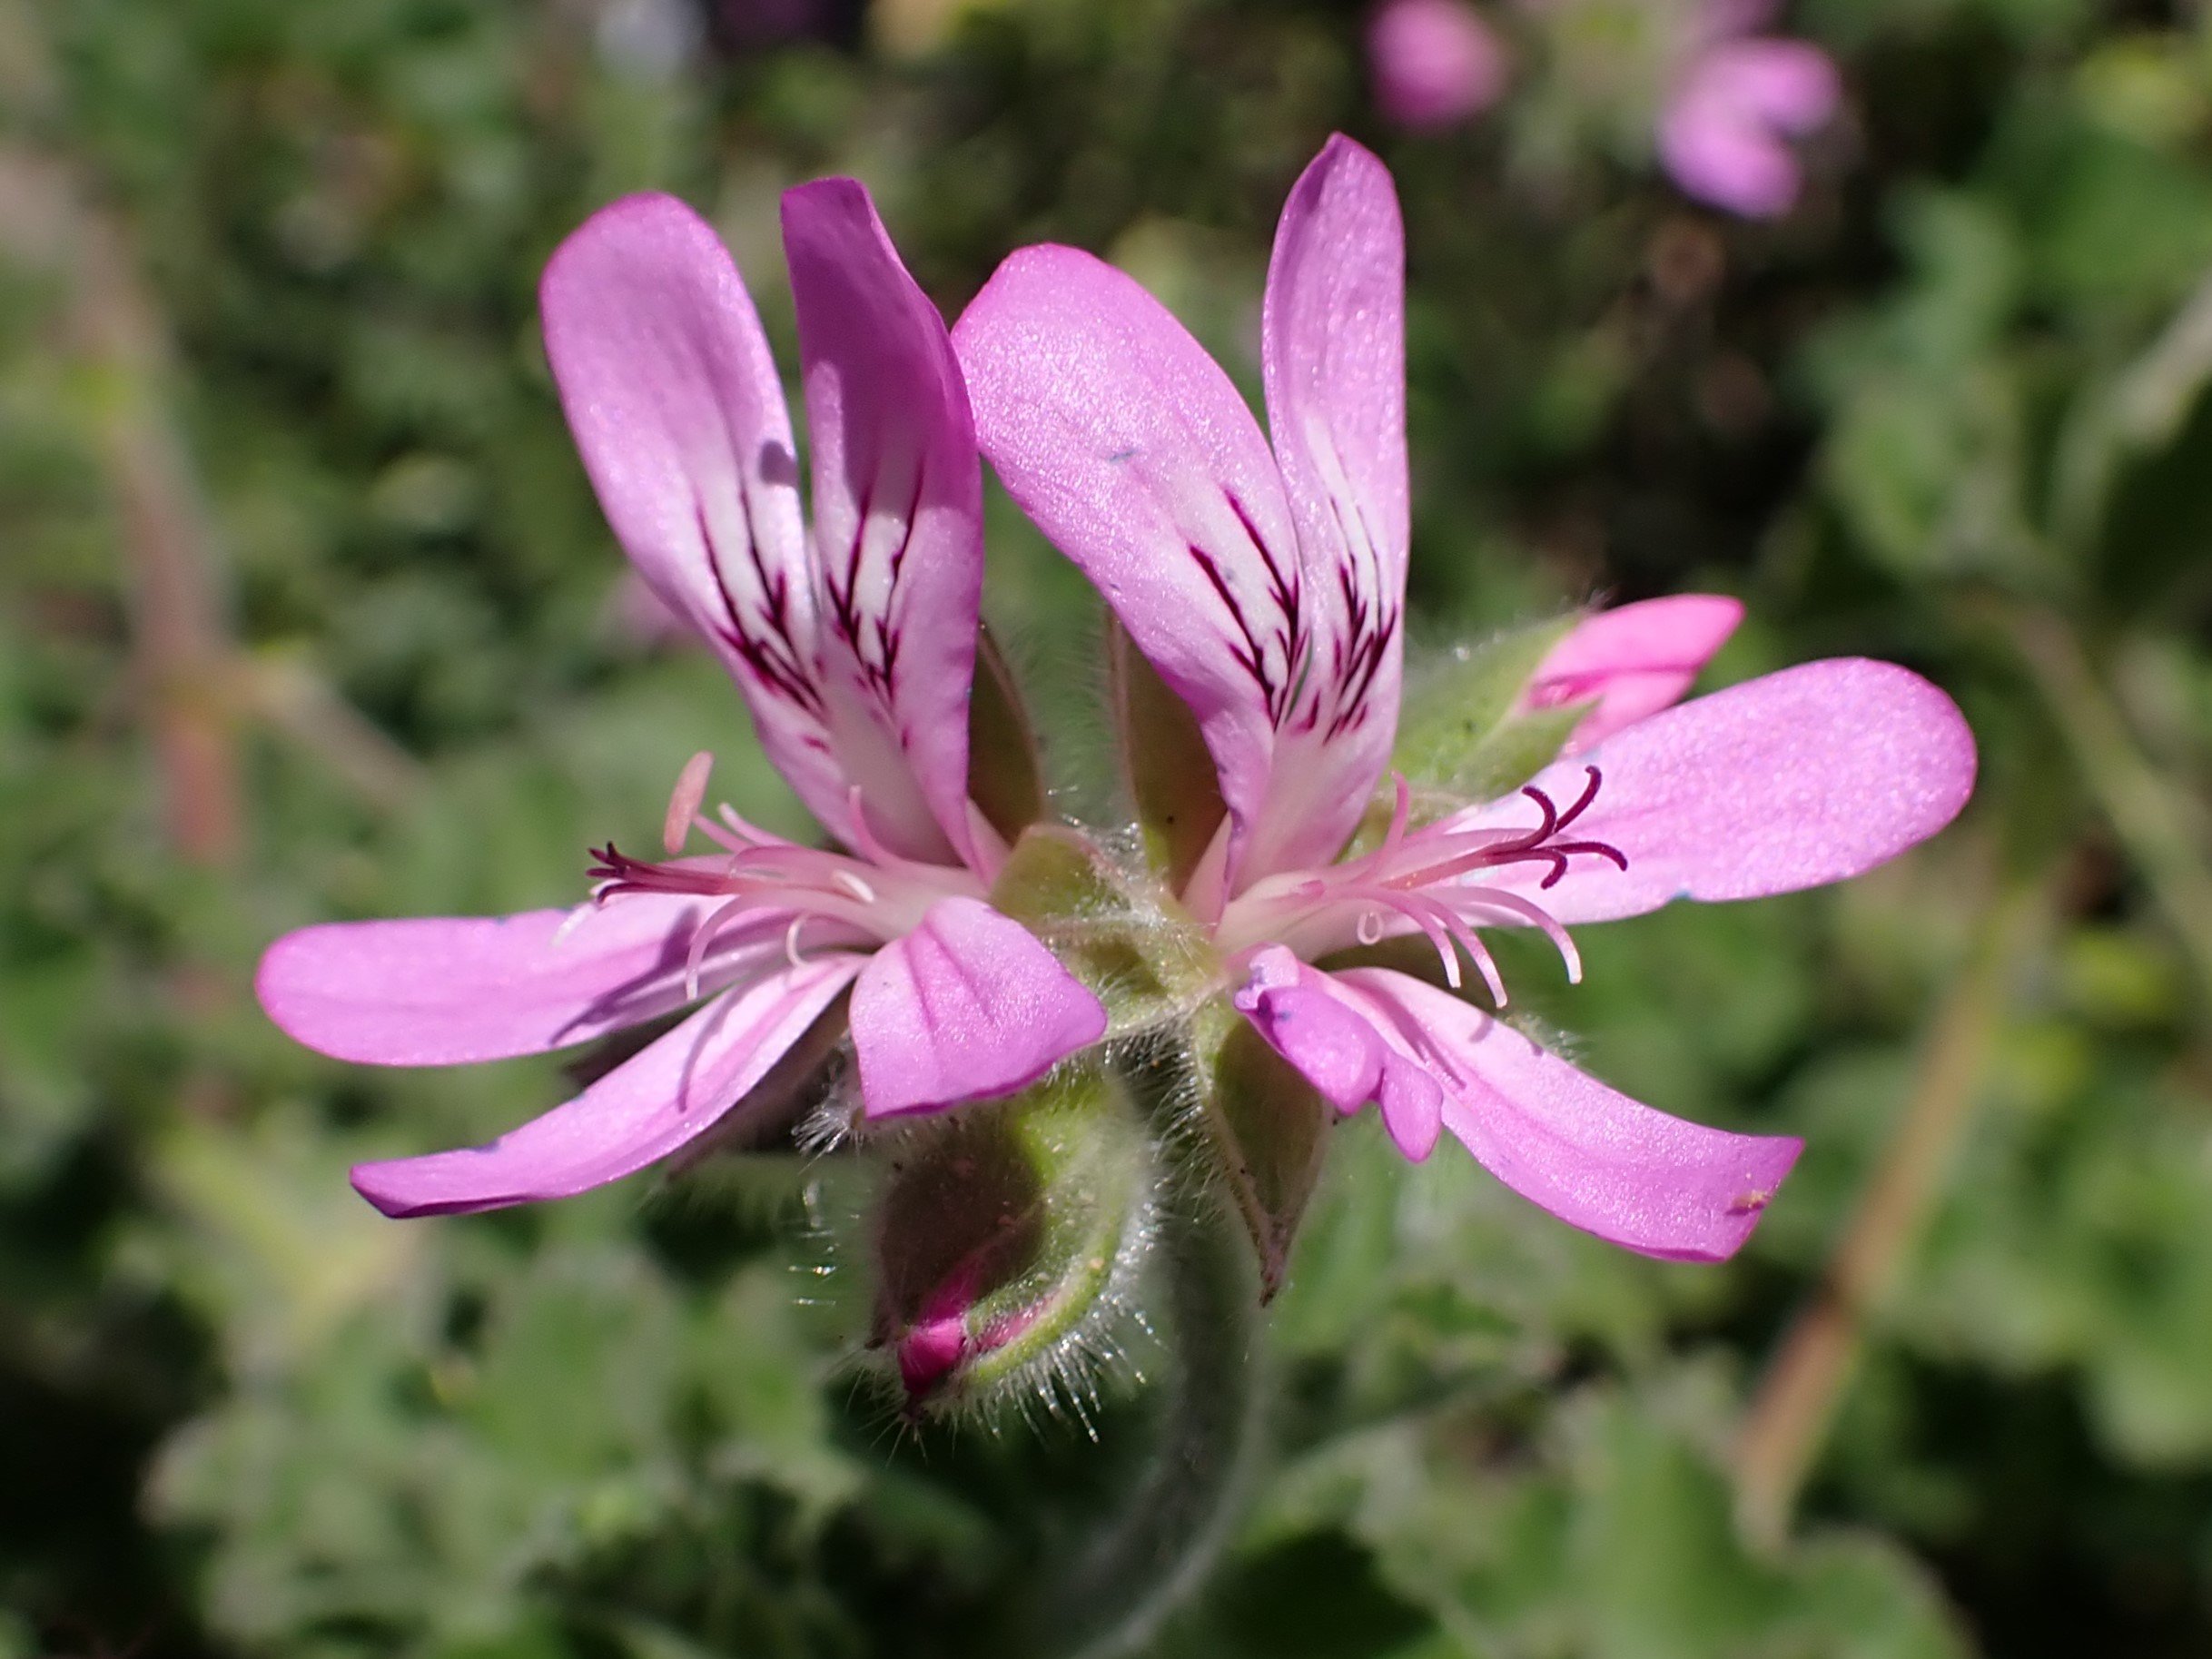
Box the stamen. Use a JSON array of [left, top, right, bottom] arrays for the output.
[[1383, 771, 1412, 854], [664, 751, 715, 856], [1459, 889, 1585, 984], [1357, 910, 1384, 946], [833, 870, 879, 905], [691, 814, 747, 854], [685, 894, 751, 1002], [716, 802, 787, 846], [1349, 886, 1465, 993], [844, 785, 900, 867], [1405, 892, 1510, 1008], [784, 914, 811, 967]]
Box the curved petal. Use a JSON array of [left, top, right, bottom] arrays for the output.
[[257, 897, 790, 1066], [540, 194, 854, 844], [1256, 134, 1410, 881], [784, 180, 987, 869], [953, 242, 1302, 894], [1449, 657, 1976, 925], [1233, 946, 1443, 1160], [851, 896, 1107, 1119], [1525, 594, 1743, 753], [349, 955, 863, 1218], [1336, 969, 1801, 1260]]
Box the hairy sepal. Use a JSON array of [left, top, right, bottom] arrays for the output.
[[1107, 618, 1229, 892], [968, 625, 1045, 846], [865, 1060, 1157, 1419], [1399, 616, 1588, 781], [989, 823, 1218, 1037], [1186, 998, 1335, 1303], [1351, 616, 1590, 851]]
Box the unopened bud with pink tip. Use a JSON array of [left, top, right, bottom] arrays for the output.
[[864, 1062, 1157, 1417]]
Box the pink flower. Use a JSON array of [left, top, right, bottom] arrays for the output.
[[1659, 6, 1841, 217], [1367, 0, 1509, 130], [953, 136, 1974, 1262], [258, 186, 1105, 1218]]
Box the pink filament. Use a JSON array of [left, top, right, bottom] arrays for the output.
[[1249, 765, 1630, 1006]]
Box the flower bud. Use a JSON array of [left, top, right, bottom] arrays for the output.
[[864, 1061, 1157, 1417]]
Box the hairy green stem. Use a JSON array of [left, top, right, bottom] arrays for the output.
[[1733, 862, 2046, 1546], [1041, 1187, 1264, 1658]]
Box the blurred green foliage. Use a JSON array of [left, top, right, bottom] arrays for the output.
[[5, 0, 2212, 1654]]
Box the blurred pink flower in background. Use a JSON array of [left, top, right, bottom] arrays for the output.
[[1368, 0, 1508, 130], [1659, 2, 1840, 216]]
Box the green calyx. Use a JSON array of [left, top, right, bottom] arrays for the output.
[[1345, 613, 1595, 856], [1107, 618, 1229, 889], [989, 822, 1220, 1037], [1179, 996, 1338, 1302]]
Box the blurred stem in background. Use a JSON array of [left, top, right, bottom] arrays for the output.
[[0, 0, 423, 861], [0, 0, 240, 867], [66, 186, 242, 869], [1735, 859, 2052, 1547], [2000, 601, 2212, 1020]]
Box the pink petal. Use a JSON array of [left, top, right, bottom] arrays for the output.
[[850, 897, 1107, 1119], [783, 180, 989, 869], [1336, 969, 1802, 1260], [539, 195, 855, 848], [1452, 657, 1976, 925], [1253, 134, 1410, 882], [953, 242, 1301, 893], [349, 955, 864, 1218], [1233, 945, 1443, 1160], [1367, 0, 1509, 130], [1660, 39, 1839, 218], [257, 898, 787, 1067], [1525, 594, 1743, 753]]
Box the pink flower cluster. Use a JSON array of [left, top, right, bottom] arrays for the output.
[[1366, 0, 1842, 217], [260, 139, 1971, 1272]]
